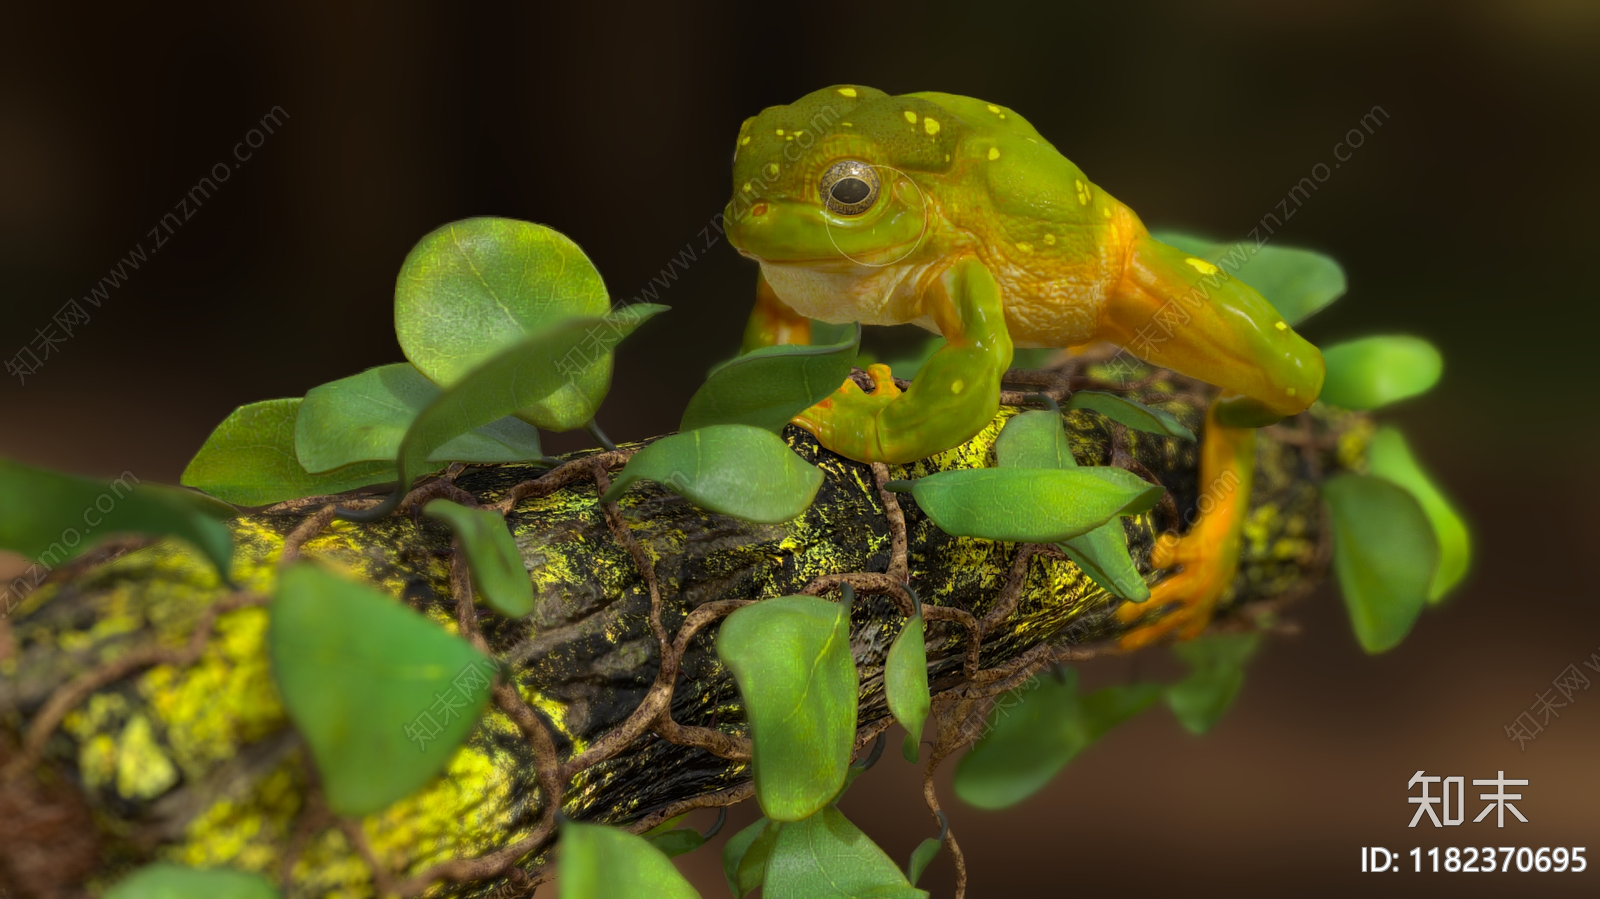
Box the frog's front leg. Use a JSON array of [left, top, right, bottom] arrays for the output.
[[791, 256, 1013, 464], [1098, 231, 1324, 427], [1115, 405, 1255, 650], [740, 270, 812, 353]]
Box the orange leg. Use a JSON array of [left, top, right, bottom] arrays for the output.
[[740, 270, 811, 353], [1116, 404, 1256, 650]]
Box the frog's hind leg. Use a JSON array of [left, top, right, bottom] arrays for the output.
[[1097, 231, 1324, 427], [741, 270, 812, 352], [1116, 403, 1255, 650]]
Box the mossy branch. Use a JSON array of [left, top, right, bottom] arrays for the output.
[[0, 363, 1359, 899]]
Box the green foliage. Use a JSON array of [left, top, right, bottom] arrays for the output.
[[764, 806, 926, 899], [183, 399, 396, 506], [1165, 632, 1261, 735], [395, 218, 614, 431], [105, 863, 280, 899], [1, 457, 233, 580], [645, 825, 707, 859], [1151, 231, 1347, 326], [723, 818, 780, 898], [268, 564, 494, 816], [1319, 335, 1442, 409], [888, 467, 1162, 544], [1322, 474, 1438, 653], [558, 821, 700, 899], [994, 410, 1149, 602], [603, 425, 823, 524], [953, 669, 1161, 810], [1366, 426, 1471, 602], [422, 499, 534, 617], [295, 363, 543, 473], [717, 595, 857, 822], [388, 307, 665, 505], [885, 606, 930, 762], [907, 837, 942, 887], [1067, 391, 1196, 441], [681, 324, 861, 432]]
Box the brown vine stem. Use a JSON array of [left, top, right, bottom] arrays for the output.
[[870, 462, 909, 585]]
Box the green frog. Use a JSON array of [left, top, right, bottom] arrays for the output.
[[723, 85, 1326, 648]]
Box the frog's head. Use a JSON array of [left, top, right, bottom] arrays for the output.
[[725, 86, 964, 268]]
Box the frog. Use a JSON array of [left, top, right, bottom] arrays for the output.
[[723, 85, 1325, 648]]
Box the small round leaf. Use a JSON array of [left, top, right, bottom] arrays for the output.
[[1319, 335, 1442, 409], [1366, 426, 1471, 603], [603, 425, 823, 524], [1321, 473, 1439, 653], [184, 399, 396, 506], [896, 467, 1163, 544], [558, 821, 700, 899], [105, 863, 280, 899]]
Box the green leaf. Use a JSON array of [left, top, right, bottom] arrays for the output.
[[717, 595, 857, 821], [2, 457, 233, 580], [558, 821, 701, 899], [602, 425, 823, 524], [681, 325, 861, 433], [184, 399, 397, 506], [1321, 474, 1438, 653], [993, 409, 1076, 470], [892, 467, 1163, 544], [908, 838, 941, 887], [1066, 391, 1196, 441], [1164, 632, 1261, 735], [1318, 335, 1442, 410], [105, 863, 280, 899], [765, 805, 925, 899], [1151, 231, 1347, 326], [387, 306, 666, 507], [1057, 526, 1150, 603], [645, 827, 706, 859], [885, 606, 929, 763], [1366, 426, 1470, 603], [422, 499, 534, 617], [395, 217, 615, 431], [994, 411, 1150, 601], [953, 670, 1160, 810], [295, 364, 542, 474], [722, 817, 778, 898], [268, 564, 494, 816]]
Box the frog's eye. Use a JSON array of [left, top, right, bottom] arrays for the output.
[[819, 160, 880, 216]]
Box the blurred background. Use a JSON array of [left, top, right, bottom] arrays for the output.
[[2, 1, 1597, 895]]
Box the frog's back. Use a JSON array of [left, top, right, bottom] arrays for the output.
[[911, 92, 1137, 347]]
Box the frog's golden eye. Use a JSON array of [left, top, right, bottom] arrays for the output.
[[819, 160, 880, 216]]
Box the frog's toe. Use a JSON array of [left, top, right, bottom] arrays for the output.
[[1114, 538, 1234, 651], [864, 363, 902, 399]]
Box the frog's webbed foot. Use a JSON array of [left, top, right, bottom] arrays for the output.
[[1098, 231, 1324, 427], [1115, 405, 1255, 651], [790, 257, 1013, 464]]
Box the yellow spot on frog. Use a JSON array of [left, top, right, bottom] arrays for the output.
[[743, 182, 753, 193], [764, 163, 779, 177], [924, 117, 940, 136], [1185, 257, 1220, 276], [987, 103, 1001, 114], [1017, 242, 1033, 253], [952, 379, 965, 394], [1074, 179, 1091, 205], [838, 87, 857, 97], [988, 147, 1001, 160], [1043, 234, 1056, 246], [842, 121, 853, 127], [1286, 387, 1298, 396], [775, 129, 785, 136], [1274, 320, 1288, 331], [944, 153, 951, 162], [1102, 206, 1113, 218], [785, 133, 794, 140], [903, 110, 918, 124], [740, 136, 751, 146]]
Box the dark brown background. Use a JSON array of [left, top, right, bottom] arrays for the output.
[[2, 2, 1597, 896]]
